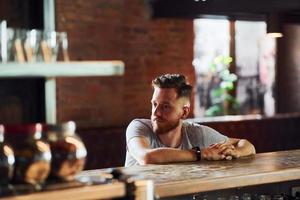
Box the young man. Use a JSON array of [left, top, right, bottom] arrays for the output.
[[125, 74, 256, 167]]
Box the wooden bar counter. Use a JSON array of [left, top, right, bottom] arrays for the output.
[[2, 149, 300, 199], [119, 149, 300, 198]]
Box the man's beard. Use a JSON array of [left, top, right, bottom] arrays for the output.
[[151, 117, 180, 135]]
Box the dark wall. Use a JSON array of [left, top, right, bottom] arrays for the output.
[[201, 114, 300, 153], [0, 0, 43, 29], [277, 24, 300, 113], [0, 79, 45, 124], [78, 126, 126, 169]]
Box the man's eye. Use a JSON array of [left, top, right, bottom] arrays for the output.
[[163, 104, 170, 110]]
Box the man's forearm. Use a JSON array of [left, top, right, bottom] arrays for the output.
[[134, 139, 256, 165], [141, 148, 196, 165]]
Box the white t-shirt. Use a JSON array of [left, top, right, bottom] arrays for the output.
[[125, 119, 228, 167]]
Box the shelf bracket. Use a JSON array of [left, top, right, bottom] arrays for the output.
[[45, 77, 56, 124]]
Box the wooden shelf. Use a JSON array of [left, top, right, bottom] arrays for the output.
[[0, 60, 125, 123], [0, 61, 124, 77], [1, 182, 126, 200]]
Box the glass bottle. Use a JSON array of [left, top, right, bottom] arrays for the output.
[[44, 121, 87, 181], [0, 125, 15, 185], [257, 195, 272, 200], [229, 195, 240, 200], [241, 193, 251, 200], [272, 195, 284, 200], [5, 123, 51, 185]]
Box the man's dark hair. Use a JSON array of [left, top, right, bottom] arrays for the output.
[[152, 74, 193, 99]]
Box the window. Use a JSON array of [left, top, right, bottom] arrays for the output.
[[193, 19, 276, 117]]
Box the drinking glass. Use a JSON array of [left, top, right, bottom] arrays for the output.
[[59, 32, 70, 61], [42, 31, 59, 62], [12, 28, 27, 63], [0, 20, 6, 62], [24, 29, 42, 62], [6, 28, 15, 62]]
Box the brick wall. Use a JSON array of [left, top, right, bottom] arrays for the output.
[[55, 0, 195, 127]]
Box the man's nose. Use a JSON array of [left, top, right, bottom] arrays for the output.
[[153, 105, 161, 117]]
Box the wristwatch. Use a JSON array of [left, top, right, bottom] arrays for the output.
[[192, 146, 201, 161]]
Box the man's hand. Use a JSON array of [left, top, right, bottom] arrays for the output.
[[201, 142, 233, 160], [212, 142, 241, 159], [202, 141, 240, 160], [202, 138, 256, 161]]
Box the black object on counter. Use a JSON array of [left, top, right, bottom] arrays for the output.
[[0, 125, 15, 185], [43, 121, 87, 181], [5, 123, 51, 185], [109, 168, 136, 200]]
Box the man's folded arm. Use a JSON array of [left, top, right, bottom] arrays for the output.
[[127, 136, 196, 165]]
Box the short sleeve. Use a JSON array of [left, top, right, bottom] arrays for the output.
[[201, 125, 228, 147], [126, 119, 152, 144]]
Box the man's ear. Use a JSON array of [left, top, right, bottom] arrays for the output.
[[181, 105, 190, 119]]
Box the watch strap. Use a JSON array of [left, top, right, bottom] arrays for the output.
[[192, 146, 201, 161]]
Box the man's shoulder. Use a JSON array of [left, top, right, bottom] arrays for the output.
[[129, 118, 151, 127], [126, 118, 154, 140], [183, 121, 214, 136], [183, 121, 215, 131], [127, 118, 153, 133], [183, 121, 202, 130]]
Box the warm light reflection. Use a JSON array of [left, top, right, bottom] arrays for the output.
[[37, 141, 52, 161], [267, 32, 283, 38], [33, 123, 42, 139], [4, 145, 15, 165], [0, 125, 4, 142], [65, 136, 87, 158]]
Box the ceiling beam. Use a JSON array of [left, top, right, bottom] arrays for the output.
[[147, 0, 300, 20]]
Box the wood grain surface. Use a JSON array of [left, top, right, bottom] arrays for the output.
[[118, 149, 300, 198], [3, 150, 300, 199], [0, 182, 125, 200]]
